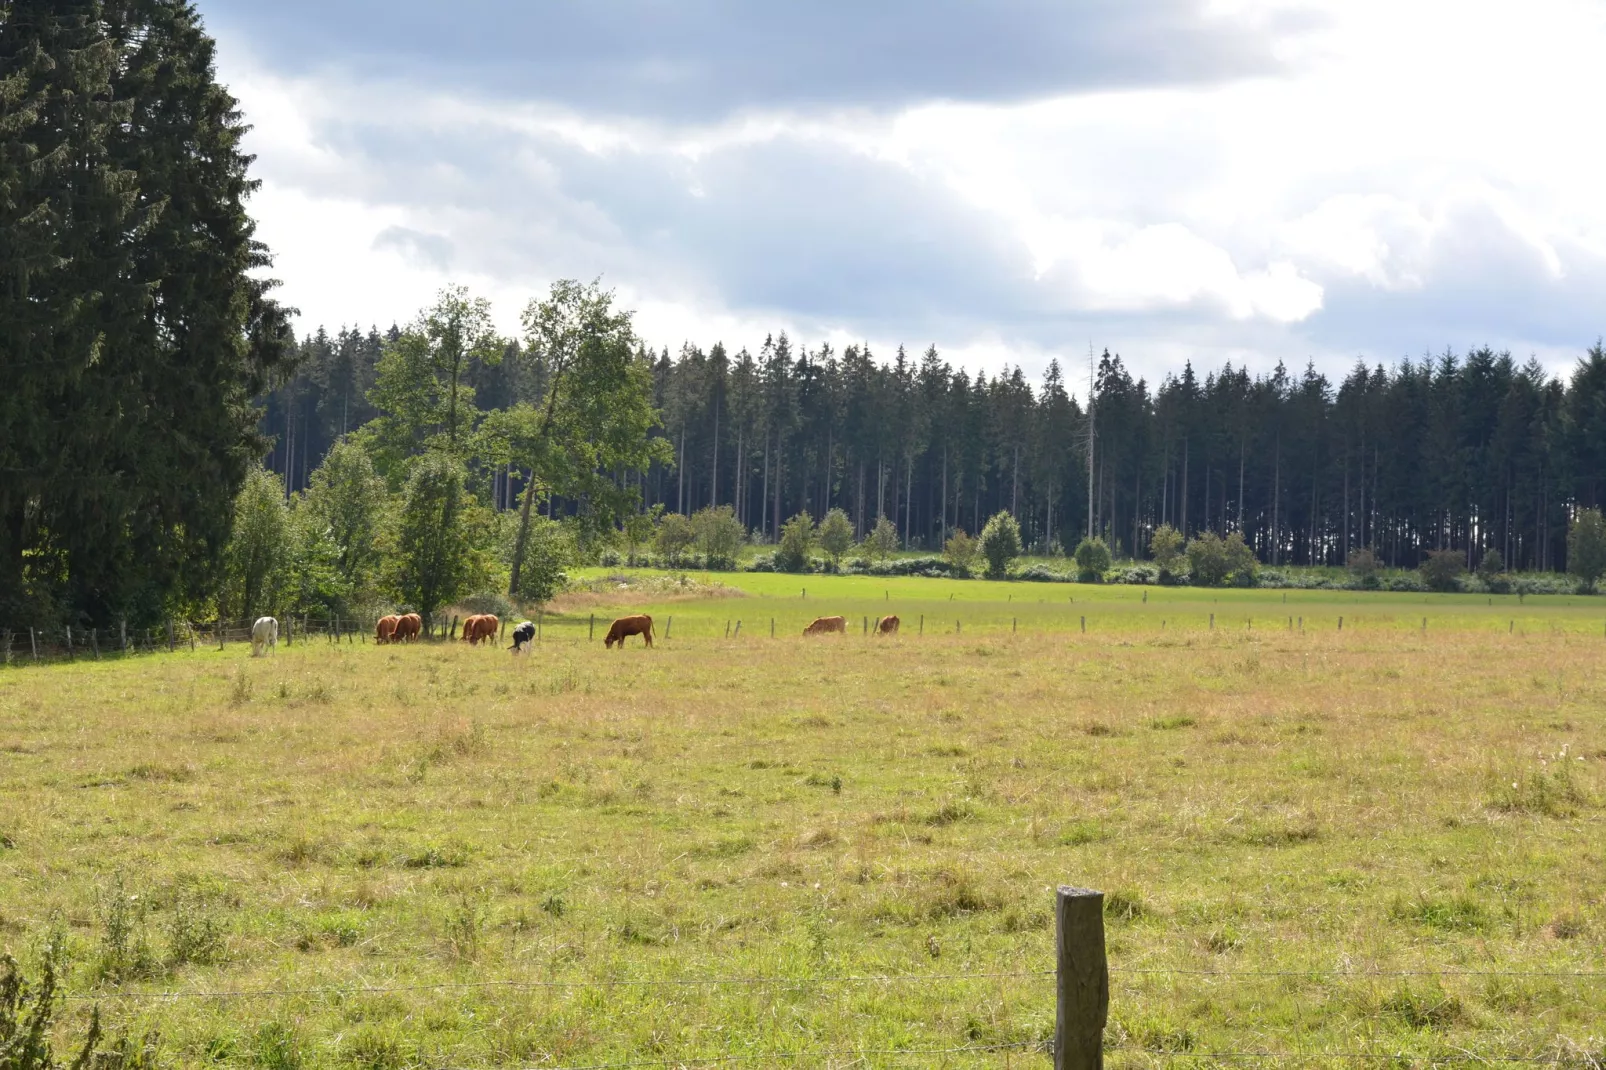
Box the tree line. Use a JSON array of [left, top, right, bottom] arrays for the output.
[[267, 323, 1606, 578]]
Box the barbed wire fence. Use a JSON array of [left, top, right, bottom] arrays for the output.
[[52, 889, 1606, 1069]]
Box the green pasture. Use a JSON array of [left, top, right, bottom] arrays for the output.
[[1, 572, 1603, 1068]]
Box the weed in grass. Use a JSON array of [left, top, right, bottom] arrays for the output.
[[228, 669, 252, 706], [1391, 893, 1490, 932], [1149, 715, 1196, 730], [442, 895, 484, 962], [96, 872, 157, 982], [1057, 819, 1107, 846], [539, 893, 566, 918], [399, 843, 470, 869], [922, 799, 977, 826], [1104, 889, 1150, 922], [340, 1024, 410, 1070], [165, 892, 227, 968], [1380, 983, 1467, 1029], [252, 1021, 303, 1070], [1490, 762, 1591, 816]]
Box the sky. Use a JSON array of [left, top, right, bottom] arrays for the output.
[[202, 0, 1606, 388]]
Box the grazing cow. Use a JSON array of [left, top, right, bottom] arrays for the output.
[[394, 613, 422, 642], [251, 616, 278, 657], [376, 615, 400, 644], [803, 615, 847, 635], [509, 620, 536, 653], [462, 614, 499, 645], [604, 614, 654, 649], [876, 615, 900, 636]]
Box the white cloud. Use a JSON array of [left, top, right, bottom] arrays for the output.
[[221, 0, 1606, 383]]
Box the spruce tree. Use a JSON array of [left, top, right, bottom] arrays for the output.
[[0, 1, 293, 627]]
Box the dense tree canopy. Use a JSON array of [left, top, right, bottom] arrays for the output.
[[262, 331, 1606, 577], [0, 0, 294, 628]]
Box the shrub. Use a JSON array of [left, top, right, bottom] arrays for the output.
[[1347, 548, 1382, 588], [817, 508, 855, 571], [979, 512, 1023, 579], [775, 513, 816, 572], [1419, 548, 1466, 592], [1567, 508, 1606, 591], [1113, 564, 1160, 585], [943, 529, 979, 576], [1186, 531, 1256, 587], [1018, 564, 1073, 583], [1475, 548, 1505, 581], [1073, 536, 1112, 581], [691, 505, 746, 570], [1149, 524, 1184, 578], [509, 515, 574, 606], [863, 515, 899, 563], [653, 513, 696, 568]]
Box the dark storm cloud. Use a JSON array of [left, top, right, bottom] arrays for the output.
[[200, 0, 1294, 119]]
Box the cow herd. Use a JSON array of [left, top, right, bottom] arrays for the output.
[[804, 614, 899, 636], [246, 609, 896, 657]]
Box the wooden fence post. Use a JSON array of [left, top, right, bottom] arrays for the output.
[[1209, 613, 1214, 630], [725, 620, 731, 639], [90, 628, 100, 659], [168, 618, 175, 653], [119, 618, 127, 654], [665, 616, 672, 640], [589, 615, 595, 641], [734, 621, 741, 637], [918, 615, 923, 635], [1080, 616, 1086, 634], [65, 626, 74, 661], [1055, 886, 1108, 1070], [862, 616, 868, 636], [770, 618, 775, 638], [2, 630, 11, 666], [1338, 616, 1343, 631], [30, 628, 38, 661]]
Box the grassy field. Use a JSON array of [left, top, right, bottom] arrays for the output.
[[1, 573, 1604, 1068]]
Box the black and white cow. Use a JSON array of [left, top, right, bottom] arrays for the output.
[[508, 620, 536, 653]]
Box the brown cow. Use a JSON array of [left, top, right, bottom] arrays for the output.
[[604, 614, 654, 649], [461, 614, 499, 645], [394, 613, 422, 642], [876, 615, 900, 636], [375, 615, 400, 644], [803, 615, 847, 635]]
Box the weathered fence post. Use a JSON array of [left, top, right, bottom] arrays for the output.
[[2, 630, 11, 666], [1055, 886, 1108, 1070], [218, 622, 224, 651], [1338, 616, 1343, 631], [1209, 613, 1214, 630], [30, 628, 38, 661], [90, 628, 100, 659], [770, 618, 775, 638], [664, 615, 672, 640], [918, 615, 923, 635], [1013, 617, 1017, 633], [1080, 616, 1086, 634], [168, 618, 175, 653], [119, 618, 128, 654], [589, 615, 595, 641], [725, 620, 731, 639], [65, 626, 74, 661], [734, 621, 742, 637], [862, 616, 868, 636]]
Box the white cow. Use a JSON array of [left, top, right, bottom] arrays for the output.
[[251, 616, 279, 657]]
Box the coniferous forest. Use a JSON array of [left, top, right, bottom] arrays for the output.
[[266, 327, 1606, 575]]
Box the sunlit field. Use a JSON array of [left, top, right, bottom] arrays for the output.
[[2, 574, 1603, 1068]]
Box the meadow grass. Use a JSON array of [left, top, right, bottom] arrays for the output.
[[1, 572, 1603, 1068]]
